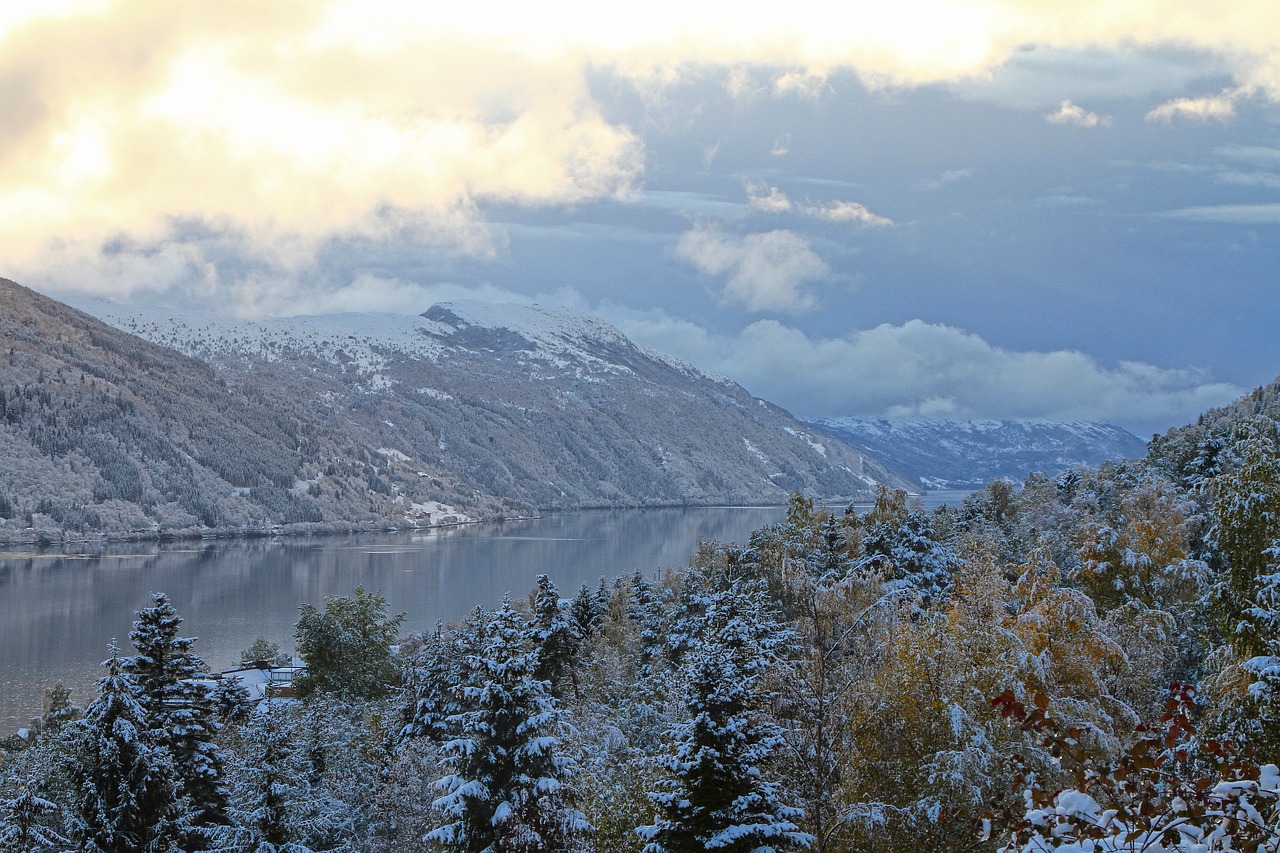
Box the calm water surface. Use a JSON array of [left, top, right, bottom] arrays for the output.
[[0, 494, 971, 732], [1, 507, 788, 731]]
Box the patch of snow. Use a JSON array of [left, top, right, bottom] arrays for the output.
[[406, 500, 473, 526], [743, 438, 769, 465]]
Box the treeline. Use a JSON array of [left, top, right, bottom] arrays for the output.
[[4, 394, 1280, 850]]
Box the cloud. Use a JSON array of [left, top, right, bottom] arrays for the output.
[[1217, 145, 1280, 165], [0, 1, 642, 280], [674, 226, 829, 313], [1160, 204, 1280, 224], [1031, 194, 1102, 209], [606, 308, 1242, 432], [802, 200, 896, 227], [745, 185, 895, 226], [922, 168, 974, 190], [1045, 99, 1111, 127], [1217, 171, 1280, 189], [773, 70, 829, 99], [746, 183, 793, 213], [6, 0, 1280, 311], [1146, 88, 1247, 123]]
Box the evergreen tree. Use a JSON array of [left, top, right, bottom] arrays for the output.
[[402, 617, 478, 744], [429, 600, 591, 852], [67, 647, 182, 853], [529, 574, 578, 698], [0, 783, 68, 851], [209, 677, 254, 727], [639, 576, 811, 853], [1207, 421, 1280, 657], [569, 583, 604, 643], [858, 487, 953, 608], [124, 592, 229, 840], [294, 586, 405, 699], [33, 681, 81, 737], [226, 701, 316, 853]]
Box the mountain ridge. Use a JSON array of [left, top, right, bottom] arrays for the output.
[[806, 415, 1148, 490], [12, 287, 906, 542]]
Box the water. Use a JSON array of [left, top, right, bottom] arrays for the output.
[[0, 507, 791, 732], [0, 493, 971, 734]]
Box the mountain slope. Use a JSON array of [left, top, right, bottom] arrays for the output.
[[67, 296, 909, 512], [1145, 375, 1280, 486], [806, 416, 1149, 490], [0, 279, 499, 543]]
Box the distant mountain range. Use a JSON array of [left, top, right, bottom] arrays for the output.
[[806, 417, 1148, 490], [1, 277, 1160, 543], [0, 281, 909, 542]]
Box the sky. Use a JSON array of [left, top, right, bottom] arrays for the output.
[[3, 0, 1279, 436]]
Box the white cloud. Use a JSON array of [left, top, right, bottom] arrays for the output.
[[773, 70, 829, 99], [1146, 88, 1246, 123], [746, 183, 793, 213], [1217, 145, 1280, 165], [1160, 203, 1280, 224], [725, 66, 763, 102], [771, 136, 790, 157], [674, 226, 829, 313], [1217, 171, 1280, 189], [802, 200, 896, 227], [0, 3, 642, 277], [922, 168, 974, 190], [1045, 98, 1111, 127], [605, 308, 1242, 431]]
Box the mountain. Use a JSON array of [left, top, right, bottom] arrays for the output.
[[0, 279, 497, 545], [1145, 375, 1280, 486], [805, 416, 1149, 490], [58, 293, 907, 523]]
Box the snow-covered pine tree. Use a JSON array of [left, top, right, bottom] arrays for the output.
[[629, 569, 666, 663], [124, 592, 229, 839], [1212, 542, 1280, 759], [857, 487, 954, 609], [529, 574, 579, 698], [67, 645, 182, 852], [225, 701, 316, 853], [569, 583, 604, 644], [403, 610, 486, 744], [0, 782, 68, 851], [429, 599, 590, 852], [209, 676, 253, 727], [638, 574, 812, 853], [1207, 420, 1280, 658]]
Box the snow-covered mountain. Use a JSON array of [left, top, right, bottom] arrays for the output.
[[67, 295, 909, 512], [806, 416, 1148, 490], [0, 280, 506, 545]]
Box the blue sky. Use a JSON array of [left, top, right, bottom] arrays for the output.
[[4, 1, 1278, 435]]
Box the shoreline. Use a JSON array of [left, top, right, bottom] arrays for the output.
[[0, 490, 904, 553]]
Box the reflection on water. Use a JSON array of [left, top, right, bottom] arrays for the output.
[[0, 507, 788, 732], [1, 493, 972, 733]]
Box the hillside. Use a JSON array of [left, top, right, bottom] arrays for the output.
[[59, 293, 906, 519], [806, 416, 1148, 490], [1146, 374, 1280, 486], [0, 279, 502, 544]]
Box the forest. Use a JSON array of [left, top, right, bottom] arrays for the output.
[[2, 381, 1280, 852]]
